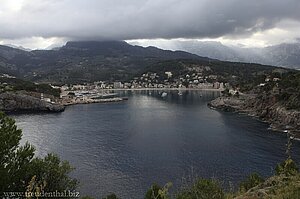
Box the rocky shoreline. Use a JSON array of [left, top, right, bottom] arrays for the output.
[[0, 91, 130, 114], [0, 91, 65, 113], [208, 94, 300, 137]]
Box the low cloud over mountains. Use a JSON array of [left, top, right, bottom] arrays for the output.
[[1, 0, 300, 48]]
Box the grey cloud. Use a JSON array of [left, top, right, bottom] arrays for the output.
[[0, 0, 300, 41]]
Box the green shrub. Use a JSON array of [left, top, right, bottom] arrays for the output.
[[102, 193, 119, 199], [145, 183, 172, 199], [276, 133, 299, 176], [176, 178, 224, 199], [275, 158, 299, 176], [239, 173, 264, 192], [27, 153, 78, 192], [0, 112, 77, 196]]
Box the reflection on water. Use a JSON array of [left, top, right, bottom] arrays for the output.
[[13, 90, 300, 199]]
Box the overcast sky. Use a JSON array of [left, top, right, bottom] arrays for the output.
[[0, 0, 300, 49]]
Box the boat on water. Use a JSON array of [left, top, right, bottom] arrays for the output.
[[178, 91, 183, 96], [161, 92, 168, 98], [294, 137, 300, 141]]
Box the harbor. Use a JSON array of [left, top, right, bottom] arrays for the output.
[[60, 90, 128, 106]]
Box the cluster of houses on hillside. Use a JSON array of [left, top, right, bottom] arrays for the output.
[[123, 72, 227, 90], [259, 76, 281, 87], [42, 72, 284, 105], [58, 71, 227, 91], [54, 71, 228, 104]]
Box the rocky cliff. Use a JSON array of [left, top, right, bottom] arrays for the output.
[[0, 91, 65, 113], [209, 94, 300, 135]]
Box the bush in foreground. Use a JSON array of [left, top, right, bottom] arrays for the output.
[[0, 112, 77, 196], [176, 178, 224, 199], [145, 183, 172, 199], [239, 173, 264, 192]]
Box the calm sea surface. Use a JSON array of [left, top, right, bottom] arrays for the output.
[[13, 90, 300, 199]]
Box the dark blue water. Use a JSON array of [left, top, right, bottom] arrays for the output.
[[13, 90, 300, 199]]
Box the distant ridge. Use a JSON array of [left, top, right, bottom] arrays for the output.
[[0, 40, 207, 83], [4, 44, 31, 52], [167, 41, 300, 69]]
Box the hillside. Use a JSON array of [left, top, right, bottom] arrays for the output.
[[165, 41, 300, 69], [0, 41, 205, 84], [0, 76, 64, 113], [208, 70, 300, 135], [139, 59, 291, 86], [0, 76, 60, 97], [2, 40, 299, 85]]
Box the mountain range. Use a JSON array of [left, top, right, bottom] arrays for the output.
[[168, 41, 300, 69], [0, 41, 207, 84], [0, 40, 299, 84]]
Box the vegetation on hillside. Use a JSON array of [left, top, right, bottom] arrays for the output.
[[240, 70, 300, 111], [277, 72, 300, 110], [0, 77, 60, 97], [0, 41, 202, 84], [1, 41, 292, 85], [142, 59, 290, 85]]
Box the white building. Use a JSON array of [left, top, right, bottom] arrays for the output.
[[165, 72, 173, 78], [113, 82, 123, 89]]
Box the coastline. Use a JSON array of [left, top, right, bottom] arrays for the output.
[[62, 97, 128, 106], [48, 88, 222, 106], [60, 88, 222, 107], [99, 88, 224, 91], [1, 89, 221, 113], [208, 95, 300, 138], [0, 91, 65, 113]]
